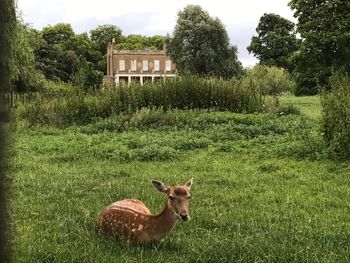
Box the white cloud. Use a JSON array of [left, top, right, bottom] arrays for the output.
[[16, 0, 295, 67]]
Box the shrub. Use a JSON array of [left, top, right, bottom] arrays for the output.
[[242, 65, 296, 96], [321, 74, 350, 159]]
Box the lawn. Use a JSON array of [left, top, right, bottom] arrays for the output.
[[9, 96, 350, 262]]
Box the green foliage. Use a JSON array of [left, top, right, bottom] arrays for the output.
[[90, 24, 122, 54], [64, 33, 101, 65], [242, 65, 296, 96], [71, 62, 104, 91], [247, 13, 299, 72], [41, 23, 74, 45], [10, 96, 350, 262], [321, 74, 350, 159], [9, 21, 45, 92], [289, 0, 350, 94], [276, 104, 301, 116], [166, 5, 242, 79], [17, 76, 265, 126], [117, 34, 166, 51], [0, 0, 16, 91], [280, 95, 322, 119], [30, 23, 103, 86], [292, 48, 326, 96]]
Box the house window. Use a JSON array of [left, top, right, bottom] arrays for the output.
[[165, 60, 171, 71], [142, 60, 148, 71], [131, 60, 136, 71], [119, 60, 125, 71], [154, 60, 160, 71]]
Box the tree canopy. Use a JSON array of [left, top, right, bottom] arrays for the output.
[[117, 34, 165, 51], [166, 5, 242, 79], [247, 13, 299, 72], [289, 0, 350, 94], [90, 24, 122, 54]]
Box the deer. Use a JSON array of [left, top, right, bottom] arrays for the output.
[[96, 178, 193, 244]]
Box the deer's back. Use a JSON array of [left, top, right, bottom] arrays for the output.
[[96, 199, 151, 242]]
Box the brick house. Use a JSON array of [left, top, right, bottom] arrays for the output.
[[105, 39, 176, 87]]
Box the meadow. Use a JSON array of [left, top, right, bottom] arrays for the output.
[[9, 95, 350, 262]]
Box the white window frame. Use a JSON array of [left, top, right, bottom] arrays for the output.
[[165, 60, 171, 71], [142, 60, 148, 71], [119, 59, 125, 71], [130, 59, 137, 71], [154, 60, 160, 71]]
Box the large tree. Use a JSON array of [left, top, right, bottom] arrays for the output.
[[34, 23, 103, 88], [289, 0, 350, 94], [11, 21, 45, 91], [117, 34, 166, 51], [247, 13, 299, 72], [90, 24, 122, 54], [90, 24, 122, 74], [166, 5, 242, 79]]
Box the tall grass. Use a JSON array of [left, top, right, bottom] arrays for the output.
[[16, 76, 265, 126]]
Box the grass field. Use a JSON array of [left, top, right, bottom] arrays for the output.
[[9, 96, 350, 262]]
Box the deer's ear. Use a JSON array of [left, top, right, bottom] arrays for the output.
[[184, 178, 193, 190], [151, 180, 168, 193]]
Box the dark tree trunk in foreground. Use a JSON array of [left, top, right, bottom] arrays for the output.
[[0, 0, 16, 262]]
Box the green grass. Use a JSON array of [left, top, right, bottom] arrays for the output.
[[280, 95, 321, 119], [9, 95, 350, 262]]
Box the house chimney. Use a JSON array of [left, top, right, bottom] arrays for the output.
[[112, 38, 116, 50]]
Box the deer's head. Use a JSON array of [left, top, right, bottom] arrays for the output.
[[151, 179, 193, 221]]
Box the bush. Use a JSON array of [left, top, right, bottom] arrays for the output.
[[242, 65, 296, 96], [321, 74, 350, 159]]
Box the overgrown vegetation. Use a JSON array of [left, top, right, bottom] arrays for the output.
[[9, 96, 350, 262], [321, 74, 350, 159], [16, 75, 268, 126], [243, 65, 295, 96], [6, 1, 350, 261]]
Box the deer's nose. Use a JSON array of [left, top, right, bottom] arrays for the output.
[[180, 213, 189, 221]]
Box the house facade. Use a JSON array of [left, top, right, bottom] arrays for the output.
[[105, 39, 176, 87]]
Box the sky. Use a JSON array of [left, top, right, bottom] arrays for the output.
[[16, 0, 296, 67]]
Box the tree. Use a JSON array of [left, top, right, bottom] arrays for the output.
[[166, 5, 242, 79], [247, 13, 299, 72], [90, 24, 122, 54], [11, 21, 46, 91], [289, 0, 350, 94], [42, 23, 75, 45], [90, 24, 122, 74], [71, 61, 104, 90], [64, 33, 101, 65], [34, 23, 103, 87], [117, 34, 166, 51]]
